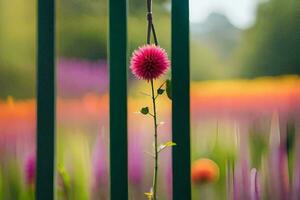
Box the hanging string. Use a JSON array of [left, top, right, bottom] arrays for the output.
[[146, 0, 158, 45]]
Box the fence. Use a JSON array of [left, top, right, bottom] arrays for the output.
[[36, 0, 190, 199]]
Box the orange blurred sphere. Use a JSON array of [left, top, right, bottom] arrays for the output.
[[191, 158, 219, 184]]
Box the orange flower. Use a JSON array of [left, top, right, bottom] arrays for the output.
[[191, 158, 219, 184]]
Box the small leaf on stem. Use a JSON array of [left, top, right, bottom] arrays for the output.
[[158, 141, 176, 153], [144, 188, 154, 200], [140, 107, 149, 115], [165, 141, 177, 147], [157, 88, 165, 95]]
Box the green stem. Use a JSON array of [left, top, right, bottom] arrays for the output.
[[150, 79, 158, 200], [146, 0, 159, 199]]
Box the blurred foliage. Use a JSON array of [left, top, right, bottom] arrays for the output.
[[286, 122, 296, 181], [57, 0, 108, 59], [0, 0, 36, 98], [0, 0, 169, 98], [0, 0, 300, 98], [57, 0, 169, 59], [190, 40, 223, 80], [249, 127, 268, 168], [237, 0, 300, 77]]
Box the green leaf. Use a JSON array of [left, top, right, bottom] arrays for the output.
[[57, 164, 71, 189], [140, 107, 149, 115], [157, 88, 165, 95], [158, 141, 176, 153], [166, 79, 172, 100]]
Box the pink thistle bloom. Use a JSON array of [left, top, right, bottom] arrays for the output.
[[130, 44, 170, 81]]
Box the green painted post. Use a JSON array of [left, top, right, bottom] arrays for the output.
[[172, 0, 191, 199], [109, 0, 128, 199], [36, 0, 55, 199]]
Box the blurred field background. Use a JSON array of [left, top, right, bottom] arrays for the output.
[[0, 0, 300, 199]]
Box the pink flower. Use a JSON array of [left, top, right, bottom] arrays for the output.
[[24, 153, 36, 186], [130, 45, 170, 81]]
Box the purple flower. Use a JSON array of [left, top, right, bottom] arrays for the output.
[[250, 168, 260, 200], [91, 132, 109, 200], [128, 142, 144, 185], [24, 152, 36, 186], [92, 141, 108, 186], [57, 58, 108, 97]]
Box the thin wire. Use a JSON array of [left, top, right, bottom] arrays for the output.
[[146, 0, 158, 46], [151, 23, 158, 45]]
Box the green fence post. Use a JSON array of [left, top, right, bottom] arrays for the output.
[[172, 0, 191, 199], [36, 0, 55, 199], [109, 0, 128, 199]]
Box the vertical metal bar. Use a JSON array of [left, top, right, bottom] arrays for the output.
[[36, 0, 55, 199], [109, 0, 128, 199], [172, 0, 191, 199]]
